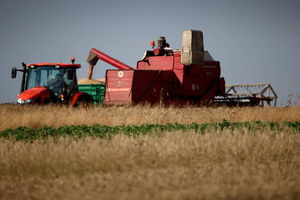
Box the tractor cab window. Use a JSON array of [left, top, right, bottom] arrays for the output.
[[26, 66, 76, 97], [26, 66, 62, 90]]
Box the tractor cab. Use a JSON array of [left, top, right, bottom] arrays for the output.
[[25, 64, 78, 97], [12, 59, 92, 105]]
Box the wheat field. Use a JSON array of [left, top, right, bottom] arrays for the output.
[[0, 105, 300, 200], [1, 129, 300, 200], [0, 105, 299, 131]]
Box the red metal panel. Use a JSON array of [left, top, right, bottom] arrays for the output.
[[182, 63, 220, 96], [131, 70, 182, 104], [173, 52, 184, 83], [105, 70, 134, 104], [18, 87, 50, 101], [187, 64, 220, 76], [137, 56, 174, 70], [131, 70, 161, 104], [199, 79, 222, 105]]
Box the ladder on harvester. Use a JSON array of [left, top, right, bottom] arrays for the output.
[[214, 83, 278, 106]]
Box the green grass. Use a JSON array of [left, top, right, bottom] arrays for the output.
[[1, 120, 299, 141]]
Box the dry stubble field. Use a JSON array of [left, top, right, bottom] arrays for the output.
[[0, 105, 299, 130], [0, 105, 300, 200]]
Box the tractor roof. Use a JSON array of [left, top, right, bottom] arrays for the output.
[[27, 63, 81, 68]]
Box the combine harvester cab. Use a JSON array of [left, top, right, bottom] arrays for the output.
[[11, 59, 93, 106]]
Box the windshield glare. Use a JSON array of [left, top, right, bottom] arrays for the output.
[[26, 66, 76, 96]]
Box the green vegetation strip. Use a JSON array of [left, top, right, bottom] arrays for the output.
[[0, 121, 299, 141]]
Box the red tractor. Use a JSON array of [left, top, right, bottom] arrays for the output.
[[11, 58, 93, 106]]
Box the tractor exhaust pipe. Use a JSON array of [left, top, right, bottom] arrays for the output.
[[87, 48, 133, 79]]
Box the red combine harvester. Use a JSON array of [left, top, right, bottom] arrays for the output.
[[86, 30, 277, 106], [11, 58, 93, 106]]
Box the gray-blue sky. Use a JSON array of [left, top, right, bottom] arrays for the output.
[[0, 0, 299, 105]]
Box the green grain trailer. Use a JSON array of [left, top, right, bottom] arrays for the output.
[[78, 84, 105, 104]]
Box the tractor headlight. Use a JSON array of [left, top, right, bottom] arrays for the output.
[[25, 99, 33, 104], [17, 98, 24, 104], [17, 98, 33, 104]]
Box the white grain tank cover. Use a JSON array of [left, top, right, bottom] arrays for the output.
[[181, 30, 204, 65]]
